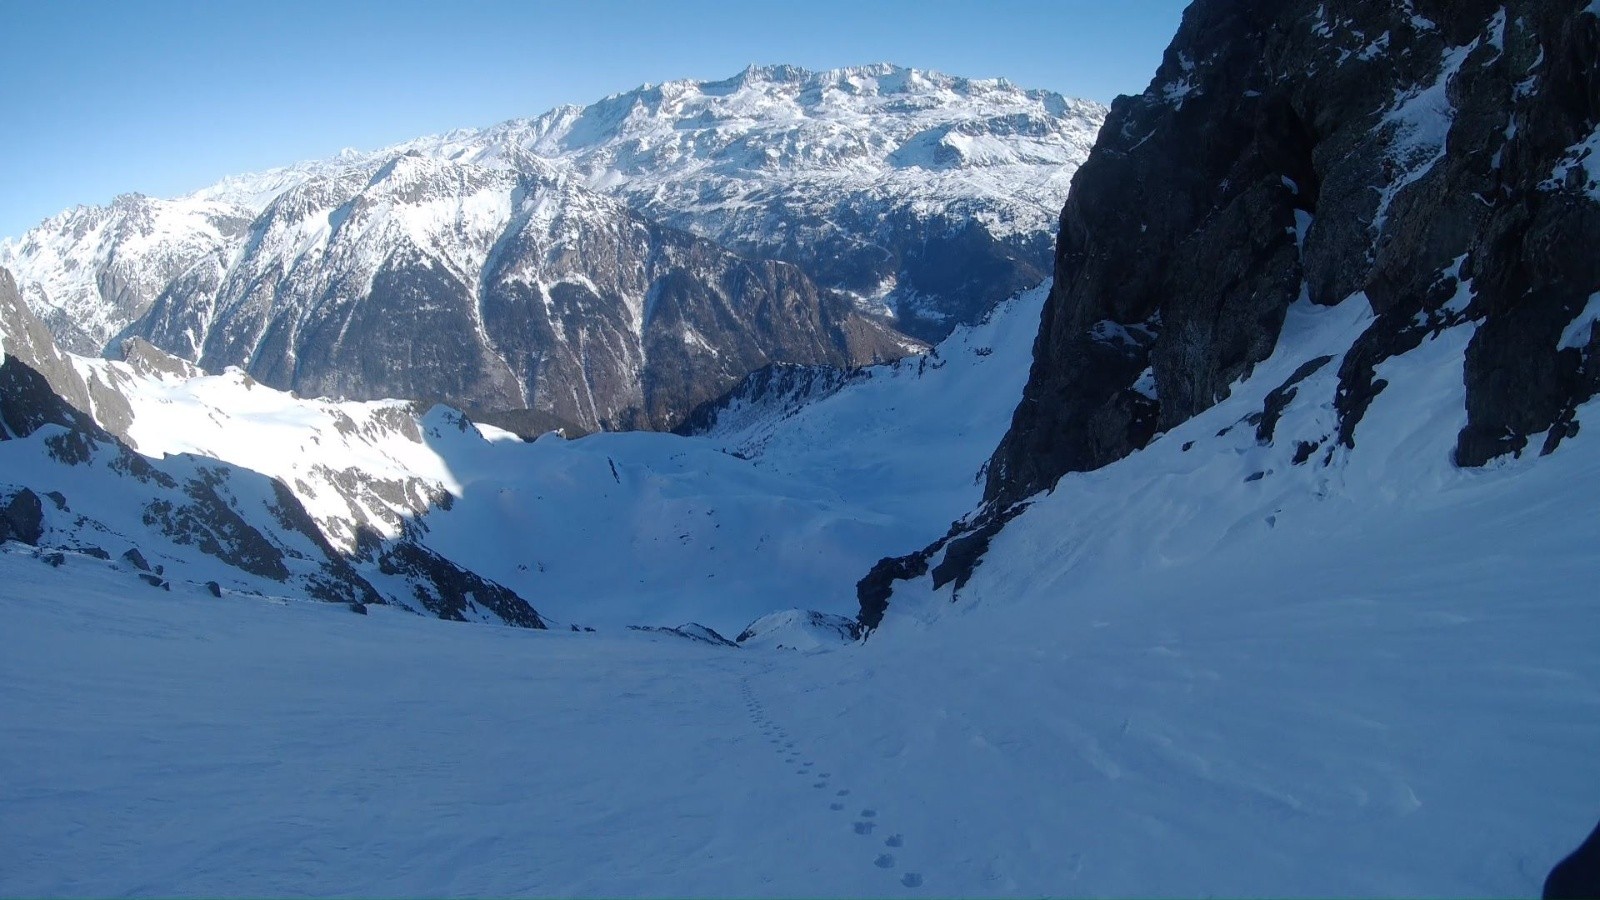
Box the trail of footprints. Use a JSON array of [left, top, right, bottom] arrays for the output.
[[740, 679, 923, 889]]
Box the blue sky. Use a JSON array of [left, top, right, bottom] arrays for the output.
[[0, 0, 1189, 240]]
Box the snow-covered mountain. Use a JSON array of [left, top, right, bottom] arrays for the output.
[[865, 0, 1600, 620], [128, 151, 907, 431], [0, 64, 1102, 429], [1, 195, 251, 356], [187, 63, 1103, 335], [5, 6, 1600, 897], [487, 63, 1104, 337]]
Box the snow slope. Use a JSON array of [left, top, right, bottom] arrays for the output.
[[4, 306, 1596, 895], [4, 283, 1597, 896]]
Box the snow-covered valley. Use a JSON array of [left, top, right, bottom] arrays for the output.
[[5, 0, 1600, 895], [30, 284, 1045, 635], [5, 294, 1598, 895]]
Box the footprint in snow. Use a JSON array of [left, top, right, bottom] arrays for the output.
[[885, 834, 903, 848], [875, 853, 895, 869], [830, 802, 845, 811], [836, 789, 850, 796], [861, 809, 876, 817], [901, 873, 923, 888]]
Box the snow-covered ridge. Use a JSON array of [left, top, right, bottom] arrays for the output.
[[0, 63, 1105, 355], [183, 63, 1103, 222], [0, 195, 250, 355]]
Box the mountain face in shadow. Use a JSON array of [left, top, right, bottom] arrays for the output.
[[860, 0, 1600, 628]]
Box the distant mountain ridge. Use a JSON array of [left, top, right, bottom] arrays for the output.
[[0, 64, 1104, 429]]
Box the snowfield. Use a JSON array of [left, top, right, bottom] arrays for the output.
[[3, 287, 1598, 896]]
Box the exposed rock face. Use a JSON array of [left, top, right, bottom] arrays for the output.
[[114, 155, 906, 432], [990, 0, 1600, 507], [376, 540, 546, 629], [861, 0, 1600, 627], [0, 268, 123, 438], [625, 623, 738, 647], [0, 488, 44, 545]]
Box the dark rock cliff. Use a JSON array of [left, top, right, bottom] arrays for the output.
[[992, 0, 1599, 506], [861, 0, 1600, 630]]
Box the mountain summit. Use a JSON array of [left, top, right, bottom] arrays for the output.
[[0, 64, 1105, 430]]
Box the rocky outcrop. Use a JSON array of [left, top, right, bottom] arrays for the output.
[[861, 0, 1600, 627], [0, 268, 123, 438], [626, 623, 737, 647], [0, 488, 44, 545], [376, 540, 546, 628], [1545, 818, 1600, 899], [989, 0, 1599, 505]]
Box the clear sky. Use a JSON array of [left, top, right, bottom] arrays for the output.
[[0, 0, 1190, 240]]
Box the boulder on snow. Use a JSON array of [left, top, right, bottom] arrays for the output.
[[204, 581, 223, 598], [347, 601, 368, 615], [40, 551, 65, 568], [136, 572, 169, 590], [120, 548, 152, 572], [1, 488, 45, 546]]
